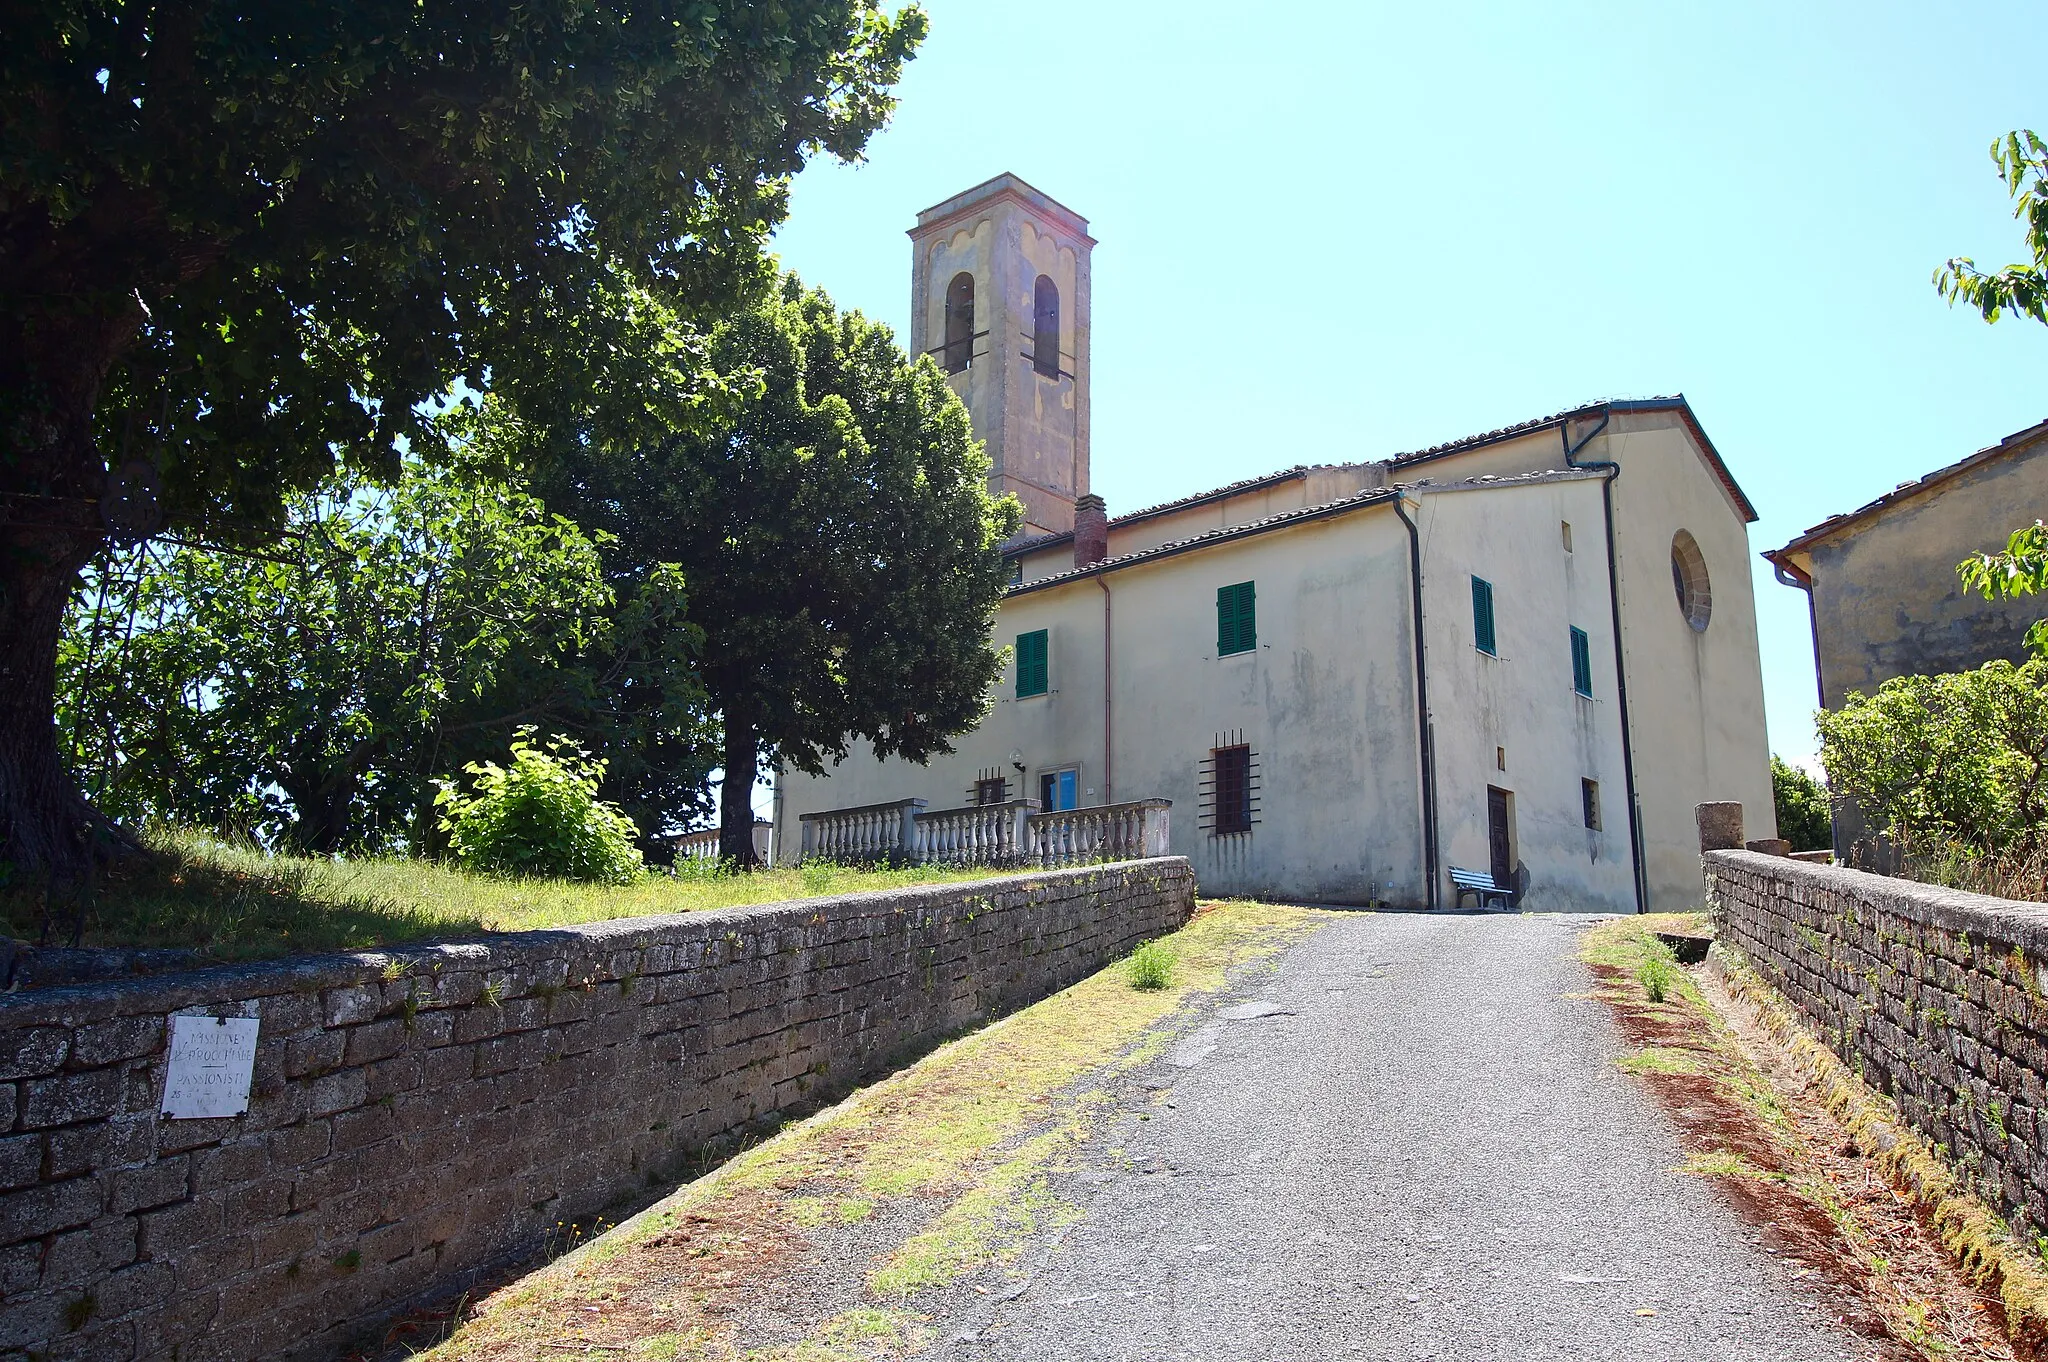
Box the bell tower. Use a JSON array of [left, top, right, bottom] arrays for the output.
[[909, 174, 1093, 538]]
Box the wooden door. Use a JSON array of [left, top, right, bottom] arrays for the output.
[[1487, 787, 1512, 887]]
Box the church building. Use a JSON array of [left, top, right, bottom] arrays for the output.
[[774, 174, 1777, 913]]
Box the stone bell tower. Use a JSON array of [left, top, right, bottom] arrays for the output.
[[908, 174, 1093, 538]]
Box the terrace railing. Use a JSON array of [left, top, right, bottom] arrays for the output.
[[796, 796, 1171, 869]]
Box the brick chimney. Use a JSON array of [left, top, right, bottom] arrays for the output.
[[1073, 493, 1109, 568]]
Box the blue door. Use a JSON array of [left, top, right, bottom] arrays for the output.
[[1039, 769, 1078, 811]]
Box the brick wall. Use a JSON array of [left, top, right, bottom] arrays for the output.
[[0, 858, 1195, 1361], [1706, 849, 2048, 1243]]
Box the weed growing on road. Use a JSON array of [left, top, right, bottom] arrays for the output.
[[1636, 945, 1681, 1003], [1125, 938, 1174, 990]]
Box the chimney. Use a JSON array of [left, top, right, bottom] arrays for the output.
[[1073, 494, 1109, 568]]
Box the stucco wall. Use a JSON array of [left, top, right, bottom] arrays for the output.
[[1411, 411, 1777, 909], [1417, 476, 1636, 913], [1803, 436, 2048, 708], [0, 863, 1192, 1362], [781, 506, 1429, 904], [1706, 849, 2048, 1246]]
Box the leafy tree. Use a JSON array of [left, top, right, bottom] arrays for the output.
[[1769, 755, 1832, 853], [2, 0, 926, 883], [1816, 661, 2048, 857], [438, 730, 644, 884], [541, 276, 1021, 865], [1937, 131, 2048, 324], [1959, 519, 2048, 658], [58, 449, 706, 855]]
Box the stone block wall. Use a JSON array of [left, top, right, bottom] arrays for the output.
[[1706, 848, 2048, 1241], [0, 858, 1194, 1361]]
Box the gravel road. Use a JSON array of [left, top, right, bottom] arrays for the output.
[[950, 911, 1891, 1361]]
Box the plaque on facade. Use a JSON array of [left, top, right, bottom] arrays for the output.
[[161, 1015, 259, 1119]]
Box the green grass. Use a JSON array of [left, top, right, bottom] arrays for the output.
[[1124, 938, 1175, 990], [2, 828, 1004, 963]]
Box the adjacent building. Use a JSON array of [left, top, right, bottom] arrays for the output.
[[776, 174, 1778, 911], [1764, 418, 2048, 712]]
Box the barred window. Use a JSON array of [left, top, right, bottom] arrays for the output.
[[1199, 732, 1259, 836]]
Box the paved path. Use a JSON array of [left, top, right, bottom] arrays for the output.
[[959, 912, 1886, 1361]]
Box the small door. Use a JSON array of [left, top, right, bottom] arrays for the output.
[[1039, 768, 1078, 811], [1487, 786, 1513, 887]]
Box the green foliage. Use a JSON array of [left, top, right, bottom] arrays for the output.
[[1937, 131, 2048, 326], [58, 433, 709, 855], [1636, 950, 1680, 1004], [1125, 939, 1175, 991], [0, 0, 926, 880], [1959, 520, 2048, 659], [1817, 660, 2048, 856], [438, 732, 644, 885], [1770, 755, 1833, 853], [539, 274, 1022, 860]]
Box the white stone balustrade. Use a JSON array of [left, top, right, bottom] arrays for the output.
[[798, 799, 927, 863], [797, 796, 1171, 869]]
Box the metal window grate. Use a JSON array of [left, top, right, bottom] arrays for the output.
[[1198, 731, 1260, 836], [970, 770, 1011, 806]]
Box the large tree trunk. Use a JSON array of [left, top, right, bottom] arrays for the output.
[[718, 718, 761, 870], [0, 304, 150, 890]]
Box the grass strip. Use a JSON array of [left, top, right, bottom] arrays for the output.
[[412, 900, 1323, 1361]]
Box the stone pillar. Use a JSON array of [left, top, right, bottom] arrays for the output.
[[897, 799, 928, 863], [1138, 799, 1173, 857], [1696, 802, 1745, 853], [1074, 493, 1109, 568]]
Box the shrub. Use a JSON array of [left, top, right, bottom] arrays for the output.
[[1125, 939, 1174, 991], [1817, 659, 2048, 856], [1770, 755, 1832, 852], [437, 730, 644, 884], [1637, 951, 1680, 1004]]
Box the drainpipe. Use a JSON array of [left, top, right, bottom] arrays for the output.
[[1096, 576, 1113, 803], [1392, 491, 1441, 911], [1561, 412, 1650, 915], [1772, 559, 1827, 710]]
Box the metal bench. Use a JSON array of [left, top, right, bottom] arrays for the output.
[[1449, 866, 1515, 911]]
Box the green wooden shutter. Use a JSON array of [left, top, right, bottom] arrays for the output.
[[1217, 581, 1257, 655], [1472, 576, 1496, 655], [1016, 630, 1049, 697], [1571, 626, 1593, 696]]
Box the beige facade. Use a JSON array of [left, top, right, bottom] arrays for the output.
[[779, 181, 1778, 912], [908, 174, 1092, 537], [1766, 419, 2048, 711]]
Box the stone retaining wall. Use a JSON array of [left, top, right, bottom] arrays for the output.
[[0, 858, 1195, 1361], [1705, 847, 2048, 1243]]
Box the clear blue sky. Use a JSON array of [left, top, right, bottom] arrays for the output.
[[767, 0, 2048, 776]]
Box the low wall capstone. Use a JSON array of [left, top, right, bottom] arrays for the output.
[[1701, 822, 2048, 1245], [0, 858, 1195, 1361]]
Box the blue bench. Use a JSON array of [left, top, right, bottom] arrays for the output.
[[1449, 866, 1515, 911]]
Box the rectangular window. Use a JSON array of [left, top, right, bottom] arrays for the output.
[[1016, 629, 1049, 697], [1582, 778, 1602, 831], [1212, 745, 1253, 834], [1216, 581, 1257, 656], [1472, 576, 1496, 655], [1038, 768, 1078, 811], [974, 775, 1009, 806], [1561, 520, 1573, 553], [1570, 626, 1593, 697]]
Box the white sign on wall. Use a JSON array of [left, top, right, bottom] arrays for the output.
[[161, 1015, 260, 1119]]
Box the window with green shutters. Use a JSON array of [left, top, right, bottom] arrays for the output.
[[1217, 581, 1257, 656], [1016, 629, 1049, 697], [1471, 576, 1496, 655], [1570, 626, 1593, 696]]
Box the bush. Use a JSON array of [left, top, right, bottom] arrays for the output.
[[437, 730, 644, 884], [1770, 755, 1832, 853], [1125, 939, 1174, 991], [1817, 659, 2048, 856], [1636, 951, 1680, 1004]]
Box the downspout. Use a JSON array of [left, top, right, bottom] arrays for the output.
[[1772, 559, 1827, 710], [1392, 491, 1441, 911], [1562, 413, 1650, 915], [1096, 575, 1113, 803]]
